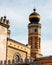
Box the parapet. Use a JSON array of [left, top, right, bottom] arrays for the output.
[[0, 16, 10, 28], [0, 59, 44, 65]]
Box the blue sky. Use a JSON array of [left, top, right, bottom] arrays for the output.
[[0, 0, 52, 56]]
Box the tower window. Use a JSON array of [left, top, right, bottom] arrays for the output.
[[35, 43, 38, 48], [29, 37, 32, 44], [34, 29, 37, 32], [34, 37, 38, 42], [39, 38, 40, 48]]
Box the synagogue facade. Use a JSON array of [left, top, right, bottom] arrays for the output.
[[0, 9, 52, 65]]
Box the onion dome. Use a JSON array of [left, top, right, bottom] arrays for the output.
[[29, 9, 40, 23]]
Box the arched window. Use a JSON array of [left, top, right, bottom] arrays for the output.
[[34, 29, 37, 33], [13, 52, 21, 62], [15, 55, 20, 62]]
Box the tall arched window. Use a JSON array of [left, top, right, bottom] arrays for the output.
[[13, 52, 21, 62], [15, 55, 20, 62]]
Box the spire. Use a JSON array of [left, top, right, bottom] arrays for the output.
[[33, 8, 36, 12]]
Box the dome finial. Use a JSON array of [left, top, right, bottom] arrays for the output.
[[29, 8, 40, 23], [33, 8, 36, 12]]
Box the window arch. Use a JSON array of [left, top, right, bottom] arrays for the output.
[[13, 52, 21, 62]]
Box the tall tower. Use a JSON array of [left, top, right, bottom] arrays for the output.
[[0, 16, 10, 61], [28, 9, 42, 59]]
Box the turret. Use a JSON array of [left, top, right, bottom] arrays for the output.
[[0, 16, 10, 61], [28, 9, 42, 59], [0, 16, 10, 28]]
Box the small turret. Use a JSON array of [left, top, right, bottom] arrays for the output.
[[0, 16, 10, 29]]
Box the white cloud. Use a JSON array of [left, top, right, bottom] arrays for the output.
[[10, 35, 28, 45], [41, 40, 52, 56]]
